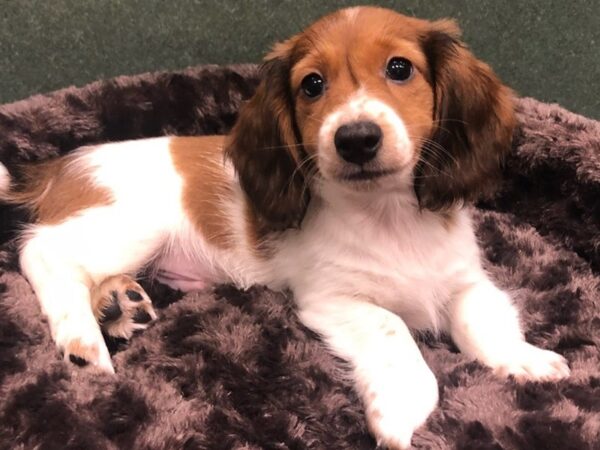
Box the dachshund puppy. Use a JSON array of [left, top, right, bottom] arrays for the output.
[[0, 7, 569, 448]]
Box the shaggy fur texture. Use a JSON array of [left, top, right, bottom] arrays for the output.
[[0, 65, 598, 449]]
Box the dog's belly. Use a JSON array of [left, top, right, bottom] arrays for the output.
[[155, 250, 224, 292], [153, 228, 270, 293]]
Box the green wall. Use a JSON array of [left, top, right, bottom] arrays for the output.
[[1, 0, 598, 118]]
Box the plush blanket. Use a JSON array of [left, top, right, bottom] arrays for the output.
[[0, 65, 598, 450]]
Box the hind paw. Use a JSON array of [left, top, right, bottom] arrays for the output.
[[91, 275, 157, 340]]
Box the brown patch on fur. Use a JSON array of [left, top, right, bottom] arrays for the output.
[[170, 136, 235, 249], [65, 337, 99, 362], [225, 39, 311, 236], [244, 202, 273, 258], [8, 152, 113, 225], [226, 57, 309, 235], [416, 19, 517, 210]]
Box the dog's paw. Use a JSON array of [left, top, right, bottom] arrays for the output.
[[91, 275, 157, 340], [54, 315, 114, 373], [492, 342, 570, 382], [364, 366, 439, 449]]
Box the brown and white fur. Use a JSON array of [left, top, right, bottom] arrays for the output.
[[0, 7, 569, 449]]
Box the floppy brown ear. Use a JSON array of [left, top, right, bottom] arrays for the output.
[[415, 20, 516, 210], [225, 39, 309, 232]]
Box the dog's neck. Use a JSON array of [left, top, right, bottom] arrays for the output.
[[313, 178, 431, 228]]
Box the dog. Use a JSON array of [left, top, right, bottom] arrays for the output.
[[0, 7, 569, 448]]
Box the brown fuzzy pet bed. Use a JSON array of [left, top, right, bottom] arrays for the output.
[[0, 65, 598, 450]]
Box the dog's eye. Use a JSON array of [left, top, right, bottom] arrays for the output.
[[301, 73, 325, 98], [386, 57, 413, 83]]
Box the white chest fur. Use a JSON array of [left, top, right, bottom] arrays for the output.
[[274, 186, 482, 332]]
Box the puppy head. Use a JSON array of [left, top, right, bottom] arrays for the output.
[[226, 6, 516, 230]]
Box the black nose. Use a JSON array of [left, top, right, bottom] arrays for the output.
[[334, 121, 382, 165]]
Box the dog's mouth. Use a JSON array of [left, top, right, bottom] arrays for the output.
[[339, 168, 398, 182]]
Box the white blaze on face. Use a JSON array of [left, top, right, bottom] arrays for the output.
[[317, 91, 414, 178], [344, 7, 361, 22]]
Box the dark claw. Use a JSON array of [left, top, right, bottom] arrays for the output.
[[126, 289, 143, 302], [100, 292, 123, 324], [69, 354, 89, 367], [132, 309, 152, 324], [103, 332, 129, 354]]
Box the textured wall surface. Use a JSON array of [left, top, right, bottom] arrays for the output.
[[1, 0, 598, 118]]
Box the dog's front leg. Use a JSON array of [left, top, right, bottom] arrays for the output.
[[449, 277, 570, 381], [298, 298, 438, 449]]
